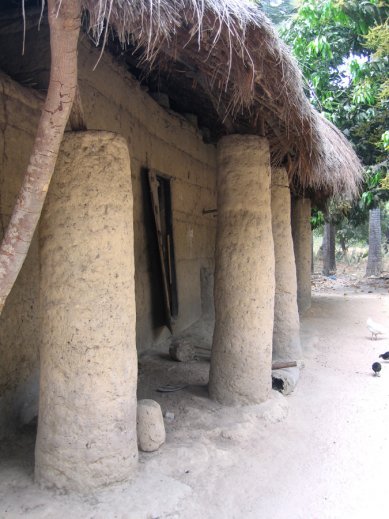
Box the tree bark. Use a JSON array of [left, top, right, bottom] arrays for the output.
[[311, 232, 314, 274], [322, 222, 336, 275], [366, 207, 382, 277], [384, 227, 389, 254], [339, 234, 347, 255], [0, 0, 81, 313], [330, 223, 336, 272]]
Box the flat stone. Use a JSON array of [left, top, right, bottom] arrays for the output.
[[137, 399, 166, 452]]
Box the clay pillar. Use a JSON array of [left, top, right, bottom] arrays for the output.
[[209, 135, 274, 405], [291, 197, 312, 313], [35, 132, 138, 491], [271, 168, 302, 361]]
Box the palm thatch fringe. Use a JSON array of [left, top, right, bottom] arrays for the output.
[[77, 0, 361, 195]]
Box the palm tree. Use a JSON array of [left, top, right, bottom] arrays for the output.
[[365, 207, 382, 276], [322, 221, 336, 276]]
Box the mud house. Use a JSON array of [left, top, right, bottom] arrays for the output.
[[0, 0, 361, 492]]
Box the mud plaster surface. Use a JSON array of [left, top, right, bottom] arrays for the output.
[[36, 132, 138, 491], [0, 74, 42, 437], [209, 135, 274, 405], [0, 32, 217, 435], [271, 168, 301, 362], [1, 278, 388, 518], [292, 198, 312, 313]]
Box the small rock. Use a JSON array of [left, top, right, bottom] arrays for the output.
[[164, 411, 175, 422], [137, 399, 166, 452], [169, 340, 195, 362]]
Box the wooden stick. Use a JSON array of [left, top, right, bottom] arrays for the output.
[[272, 361, 297, 370]]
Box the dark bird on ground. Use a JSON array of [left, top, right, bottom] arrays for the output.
[[379, 352, 389, 360], [372, 362, 382, 376]]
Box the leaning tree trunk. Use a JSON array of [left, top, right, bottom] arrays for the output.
[[0, 0, 81, 314], [322, 222, 336, 276], [366, 207, 382, 277]]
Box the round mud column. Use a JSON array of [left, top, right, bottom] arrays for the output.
[[35, 132, 138, 491], [209, 135, 275, 405], [271, 168, 302, 361], [291, 197, 312, 313]]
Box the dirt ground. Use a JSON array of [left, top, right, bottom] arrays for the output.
[[0, 264, 389, 519]]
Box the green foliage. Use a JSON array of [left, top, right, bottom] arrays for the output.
[[326, 197, 353, 224], [381, 171, 389, 189], [359, 163, 389, 209], [278, 0, 389, 246], [336, 217, 369, 247], [364, 20, 389, 58], [311, 209, 325, 229], [280, 0, 389, 165], [380, 130, 389, 152]]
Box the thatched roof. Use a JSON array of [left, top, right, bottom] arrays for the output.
[[77, 0, 363, 197], [6, 0, 361, 197]]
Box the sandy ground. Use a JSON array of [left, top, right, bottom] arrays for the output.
[[1, 271, 389, 519]]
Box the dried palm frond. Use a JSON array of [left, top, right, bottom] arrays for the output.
[[75, 0, 362, 196]]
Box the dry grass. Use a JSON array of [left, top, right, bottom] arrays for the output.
[[78, 0, 362, 196]]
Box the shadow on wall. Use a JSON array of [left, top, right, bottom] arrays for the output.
[[0, 368, 39, 438]]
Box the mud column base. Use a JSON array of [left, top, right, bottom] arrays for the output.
[[35, 131, 138, 492], [271, 168, 302, 361], [292, 197, 312, 313], [209, 135, 274, 405]]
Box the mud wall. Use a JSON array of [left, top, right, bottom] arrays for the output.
[[0, 74, 42, 437], [76, 43, 217, 348], [0, 20, 217, 435]]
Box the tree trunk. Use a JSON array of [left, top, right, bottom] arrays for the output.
[[366, 207, 382, 277], [384, 227, 389, 254], [311, 232, 314, 274], [339, 234, 347, 255], [0, 0, 81, 314], [322, 223, 330, 275], [322, 222, 336, 275], [330, 224, 336, 272]]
